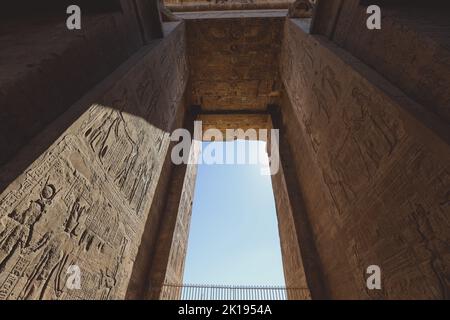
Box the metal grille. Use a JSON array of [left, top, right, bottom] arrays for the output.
[[158, 283, 310, 300]]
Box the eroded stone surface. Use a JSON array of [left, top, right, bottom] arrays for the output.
[[0, 4, 449, 300], [312, 0, 450, 124], [0, 22, 188, 300], [185, 13, 285, 111], [198, 114, 271, 140], [281, 19, 450, 299], [0, 6, 145, 167]]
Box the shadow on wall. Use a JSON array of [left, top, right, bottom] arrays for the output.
[[1, 0, 122, 18], [0, 17, 187, 192], [0, 18, 188, 300], [0, 3, 178, 190]]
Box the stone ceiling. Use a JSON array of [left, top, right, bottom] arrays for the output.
[[183, 10, 286, 112]]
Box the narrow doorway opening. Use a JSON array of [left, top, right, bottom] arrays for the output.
[[182, 140, 287, 299]]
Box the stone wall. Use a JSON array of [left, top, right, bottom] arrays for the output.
[[136, 111, 199, 300], [0, 2, 155, 167], [1, 4, 448, 300], [0, 21, 188, 300], [271, 147, 312, 299], [159, 141, 199, 299], [312, 0, 450, 124], [280, 18, 450, 299], [165, 0, 293, 11], [185, 12, 285, 111]]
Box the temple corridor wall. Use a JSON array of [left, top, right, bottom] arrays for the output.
[[184, 13, 284, 111], [313, 0, 450, 124], [271, 139, 312, 299], [0, 21, 188, 300], [280, 18, 450, 299], [0, 5, 449, 300], [0, 1, 157, 167], [155, 140, 199, 299]]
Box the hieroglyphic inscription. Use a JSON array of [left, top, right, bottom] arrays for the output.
[[0, 135, 134, 300], [0, 21, 188, 300], [281, 19, 450, 299]]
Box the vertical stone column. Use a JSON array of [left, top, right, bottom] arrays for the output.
[[270, 107, 329, 300], [145, 111, 200, 300], [0, 21, 188, 300]]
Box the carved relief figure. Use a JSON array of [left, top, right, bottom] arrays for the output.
[[321, 65, 342, 103], [82, 109, 154, 215], [0, 21, 187, 299], [0, 182, 57, 272], [19, 231, 70, 300], [83, 111, 137, 180], [344, 86, 402, 177], [409, 203, 449, 299], [312, 83, 331, 122], [64, 197, 86, 237], [99, 268, 116, 300]]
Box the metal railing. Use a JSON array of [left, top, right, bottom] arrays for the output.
[[166, 1, 292, 12], [158, 283, 310, 300]]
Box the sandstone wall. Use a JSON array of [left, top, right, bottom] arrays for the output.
[[158, 141, 199, 299], [271, 152, 312, 299], [312, 0, 450, 124], [185, 13, 284, 111], [0, 21, 188, 300], [165, 0, 293, 11], [0, 3, 154, 167], [134, 111, 199, 300], [281, 18, 450, 299]]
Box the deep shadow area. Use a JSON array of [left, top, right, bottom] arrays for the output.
[[0, 19, 185, 192], [0, 7, 142, 168], [1, 0, 122, 19]]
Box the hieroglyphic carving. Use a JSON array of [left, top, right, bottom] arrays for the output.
[[0, 181, 57, 273], [282, 18, 406, 213], [187, 16, 283, 111], [161, 144, 199, 292], [0, 135, 136, 300], [80, 108, 158, 217], [344, 84, 404, 176], [321, 65, 341, 103], [0, 21, 187, 300], [281, 19, 450, 299]]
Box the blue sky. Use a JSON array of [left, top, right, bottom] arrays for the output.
[[182, 140, 286, 286]]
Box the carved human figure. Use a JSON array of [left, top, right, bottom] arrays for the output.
[[99, 268, 116, 300], [0, 183, 56, 272], [64, 197, 86, 237], [19, 231, 70, 300], [20, 194, 91, 299]]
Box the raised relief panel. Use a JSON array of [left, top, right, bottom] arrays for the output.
[[281, 18, 450, 299], [0, 135, 134, 300], [0, 109, 167, 300], [186, 16, 284, 111], [0, 22, 187, 300]]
